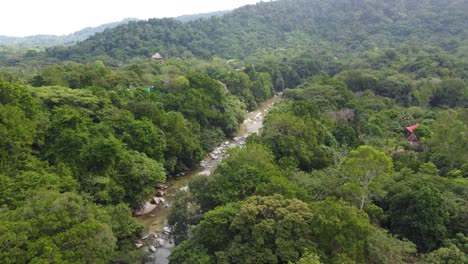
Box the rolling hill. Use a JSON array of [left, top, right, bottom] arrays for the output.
[[0, 18, 137, 47], [44, 0, 467, 64]]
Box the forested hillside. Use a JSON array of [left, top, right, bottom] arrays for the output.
[[42, 0, 468, 64], [0, 0, 467, 263]]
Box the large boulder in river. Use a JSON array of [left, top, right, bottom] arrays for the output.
[[153, 197, 166, 205], [134, 202, 157, 216], [156, 183, 168, 190]]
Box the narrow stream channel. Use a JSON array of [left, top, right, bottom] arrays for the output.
[[135, 95, 280, 264]]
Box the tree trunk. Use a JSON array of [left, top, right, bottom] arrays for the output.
[[359, 194, 366, 210]]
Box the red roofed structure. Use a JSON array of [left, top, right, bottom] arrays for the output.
[[405, 123, 420, 144], [406, 124, 420, 133]]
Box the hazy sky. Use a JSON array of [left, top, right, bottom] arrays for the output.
[[1, 0, 264, 37]]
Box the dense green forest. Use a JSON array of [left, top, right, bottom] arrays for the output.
[[0, 0, 467, 263], [45, 0, 468, 64]]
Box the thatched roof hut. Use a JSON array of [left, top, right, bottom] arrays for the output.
[[151, 52, 164, 62]]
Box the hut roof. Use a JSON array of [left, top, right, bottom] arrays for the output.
[[152, 53, 163, 59], [406, 124, 419, 133]]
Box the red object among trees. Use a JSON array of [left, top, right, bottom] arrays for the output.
[[406, 124, 420, 133], [405, 124, 420, 144]]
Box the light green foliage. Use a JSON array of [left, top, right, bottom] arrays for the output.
[[223, 195, 317, 263], [0, 80, 40, 172], [79, 132, 124, 174], [192, 202, 242, 252], [365, 228, 416, 264], [103, 109, 166, 162], [0, 79, 38, 115], [290, 251, 321, 264], [160, 111, 202, 174], [190, 144, 296, 211], [260, 112, 331, 171], [104, 203, 143, 239], [422, 245, 468, 264], [216, 70, 256, 109], [419, 162, 439, 175], [343, 145, 393, 210], [411, 79, 438, 108], [173, 76, 190, 90], [173, 195, 383, 263], [199, 195, 315, 263], [0, 218, 31, 263], [0, 105, 37, 170], [54, 219, 116, 264], [44, 106, 92, 170], [0, 191, 122, 264], [289, 168, 343, 201], [429, 109, 468, 175], [312, 198, 373, 263], [117, 150, 166, 206], [283, 78, 353, 111], [40, 65, 67, 87], [0, 170, 76, 209], [31, 86, 102, 110]]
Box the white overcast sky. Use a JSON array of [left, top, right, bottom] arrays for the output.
[[0, 0, 264, 37]]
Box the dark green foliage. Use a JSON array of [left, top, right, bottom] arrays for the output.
[[167, 191, 202, 245], [259, 111, 332, 171], [190, 144, 300, 211], [169, 240, 212, 264], [430, 78, 468, 108], [389, 185, 448, 252], [311, 198, 374, 263]]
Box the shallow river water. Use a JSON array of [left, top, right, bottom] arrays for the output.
[[135, 96, 280, 264]]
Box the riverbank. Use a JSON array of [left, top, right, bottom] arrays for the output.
[[135, 95, 280, 263]]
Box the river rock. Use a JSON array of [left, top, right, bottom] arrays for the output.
[[156, 190, 166, 197], [135, 243, 144, 249], [156, 183, 168, 190], [134, 202, 157, 216], [153, 197, 166, 205], [149, 245, 157, 253], [163, 226, 172, 235], [157, 238, 166, 247], [198, 170, 211, 176]]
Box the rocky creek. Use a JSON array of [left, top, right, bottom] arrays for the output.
[[134, 95, 280, 264]]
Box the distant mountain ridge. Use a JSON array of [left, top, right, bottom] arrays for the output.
[[175, 10, 231, 22], [0, 18, 138, 47], [0, 10, 232, 48], [43, 0, 467, 64]]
